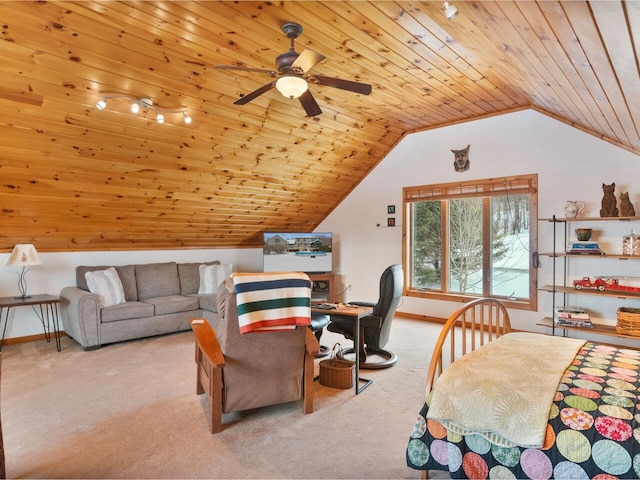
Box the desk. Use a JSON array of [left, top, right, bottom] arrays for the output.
[[311, 304, 373, 394], [0, 294, 62, 351]]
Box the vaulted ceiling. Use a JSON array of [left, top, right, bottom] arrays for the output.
[[1, 1, 638, 251]]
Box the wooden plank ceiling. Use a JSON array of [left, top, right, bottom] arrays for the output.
[[1, 1, 638, 251]]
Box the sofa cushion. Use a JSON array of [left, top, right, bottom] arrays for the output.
[[141, 295, 199, 315], [136, 262, 180, 300], [198, 264, 233, 295], [85, 268, 126, 308], [192, 294, 218, 313], [77, 265, 137, 301], [101, 301, 155, 323], [178, 260, 220, 295]]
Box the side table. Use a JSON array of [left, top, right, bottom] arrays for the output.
[[0, 294, 62, 351], [311, 304, 374, 394]]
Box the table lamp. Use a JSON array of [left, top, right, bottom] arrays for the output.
[[5, 244, 42, 299]]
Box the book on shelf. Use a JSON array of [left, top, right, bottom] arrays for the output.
[[554, 305, 593, 328], [567, 241, 603, 255], [567, 249, 604, 255], [555, 318, 593, 328], [554, 305, 590, 319], [569, 241, 600, 249]]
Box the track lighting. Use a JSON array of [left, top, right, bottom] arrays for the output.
[[95, 94, 192, 125], [444, 0, 458, 20]]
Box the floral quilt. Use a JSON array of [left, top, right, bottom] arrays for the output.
[[406, 341, 640, 479]]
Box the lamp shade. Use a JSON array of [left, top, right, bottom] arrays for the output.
[[275, 75, 308, 99], [6, 244, 42, 267]]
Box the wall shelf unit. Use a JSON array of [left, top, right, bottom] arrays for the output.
[[538, 215, 640, 341]]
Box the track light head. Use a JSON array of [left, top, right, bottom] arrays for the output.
[[444, 0, 458, 20], [139, 97, 153, 108], [96, 98, 107, 110]]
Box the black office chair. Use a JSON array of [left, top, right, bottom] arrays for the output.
[[310, 312, 330, 358], [327, 264, 403, 369]]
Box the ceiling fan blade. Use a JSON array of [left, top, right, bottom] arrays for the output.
[[234, 82, 276, 105], [215, 65, 277, 76], [308, 75, 372, 95], [290, 49, 326, 74], [299, 90, 322, 117]]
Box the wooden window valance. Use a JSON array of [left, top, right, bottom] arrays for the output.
[[403, 174, 537, 202]]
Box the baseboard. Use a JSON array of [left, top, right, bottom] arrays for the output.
[[395, 310, 446, 324], [2, 331, 68, 346]]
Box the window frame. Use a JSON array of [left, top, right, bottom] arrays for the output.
[[402, 174, 538, 311]]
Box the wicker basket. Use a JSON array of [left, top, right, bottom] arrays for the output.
[[319, 344, 354, 389], [616, 307, 640, 336]]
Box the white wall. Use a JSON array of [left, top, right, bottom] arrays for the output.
[[317, 109, 640, 346], [5, 109, 640, 347]]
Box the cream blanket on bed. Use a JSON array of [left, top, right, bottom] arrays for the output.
[[426, 332, 585, 448]]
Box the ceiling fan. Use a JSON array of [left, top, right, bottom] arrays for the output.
[[215, 22, 372, 117]]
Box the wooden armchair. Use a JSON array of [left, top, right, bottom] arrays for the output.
[[190, 278, 318, 433]]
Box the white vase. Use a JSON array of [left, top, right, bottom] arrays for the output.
[[565, 201, 585, 218]]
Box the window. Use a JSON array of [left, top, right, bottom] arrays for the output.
[[403, 174, 538, 310]]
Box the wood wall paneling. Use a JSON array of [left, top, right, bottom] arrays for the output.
[[0, 1, 638, 251]]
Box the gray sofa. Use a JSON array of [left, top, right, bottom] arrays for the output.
[[60, 261, 222, 350]]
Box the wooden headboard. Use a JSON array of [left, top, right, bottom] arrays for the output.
[[425, 298, 512, 394]]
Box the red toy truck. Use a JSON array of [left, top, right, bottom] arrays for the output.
[[573, 276, 640, 294], [573, 277, 607, 291]]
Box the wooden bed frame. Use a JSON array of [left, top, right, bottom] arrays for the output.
[[424, 298, 512, 394], [420, 298, 511, 479]]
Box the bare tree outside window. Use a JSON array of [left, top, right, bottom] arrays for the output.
[[449, 198, 484, 294]]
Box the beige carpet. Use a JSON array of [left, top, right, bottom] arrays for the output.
[[1, 317, 447, 479]]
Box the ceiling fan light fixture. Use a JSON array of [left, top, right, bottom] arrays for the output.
[[275, 75, 308, 99], [444, 1, 458, 20], [130, 102, 140, 114]]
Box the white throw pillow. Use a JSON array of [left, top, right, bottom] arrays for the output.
[[85, 267, 126, 308], [198, 264, 233, 295]]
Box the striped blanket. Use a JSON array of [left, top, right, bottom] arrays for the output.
[[231, 272, 312, 334]]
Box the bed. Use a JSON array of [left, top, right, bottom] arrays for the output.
[[406, 298, 640, 479]]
